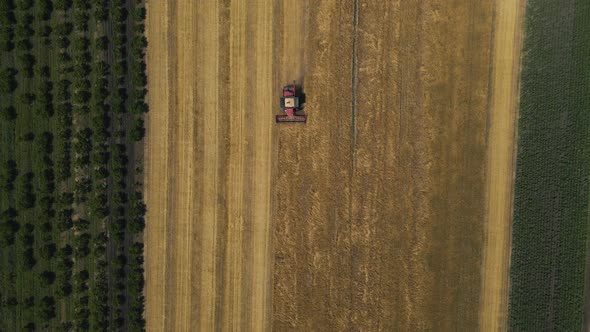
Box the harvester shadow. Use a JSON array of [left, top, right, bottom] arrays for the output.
[[293, 83, 306, 107]]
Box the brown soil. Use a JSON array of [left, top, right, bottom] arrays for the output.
[[478, 0, 526, 331]]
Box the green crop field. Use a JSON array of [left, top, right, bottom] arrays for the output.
[[509, 0, 590, 330], [0, 0, 147, 330]]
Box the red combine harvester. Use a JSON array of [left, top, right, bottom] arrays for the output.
[[276, 82, 306, 123]]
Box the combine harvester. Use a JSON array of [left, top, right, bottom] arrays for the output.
[[276, 82, 307, 123]]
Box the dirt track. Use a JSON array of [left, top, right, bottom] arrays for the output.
[[144, 0, 278, 330], [479, 0, 525, 330]]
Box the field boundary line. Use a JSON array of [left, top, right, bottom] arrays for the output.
[[479, 0, 526, 330]]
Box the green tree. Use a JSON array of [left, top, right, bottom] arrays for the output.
[[53, 0, 71, 11], [0, 159, 18, 191], [15, 0, 34, 10], [16, 53, 35, 77], [130, 117, 145, 141], [40, 243, 56, 259], [56, 36, 70, 49], [129, 217, 144, 234], [56, 278, 72, 297], [59, 244, 73, 257], [23, 248, 36, 269], [23, 322, 35, 332], [40, 270, 56, 285], [75, 218, 90, 231], [38, 196, 55, 216], [37, 0, 53, 20], [94, 5, 108, 21], [15, 38, 32, 51], [73, 233, 90, 258], [24, 296, 35, 308], [134, 6, 146, 21], [58, 218, 73, 233], [39, 24, 52, 38], [55, 22, 73, 36], [95, 35, 108, 50], [0, 218, 19, 247], [0, 105, 16, 121], [19, 92, 36, 106], [0, 28, 15, 52], [0, 67, 17, 93], [20, 132, 34, 141], [16, 172, 35, 209], [59, 192, 74, 205], [39, 296, 56, 320], [36, 131, 54, 154]]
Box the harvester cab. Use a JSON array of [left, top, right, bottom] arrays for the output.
[[276, 82, 307, 123]]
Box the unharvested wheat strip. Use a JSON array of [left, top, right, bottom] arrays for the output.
[[223, 0, 247, 330], [171, 0, 198, 329], [479, 0, 525, 330], [282, 0, 305, 80], [145, 0, 172, 330], [250, 1, 274, 331], [198, 0, 221, 330]]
